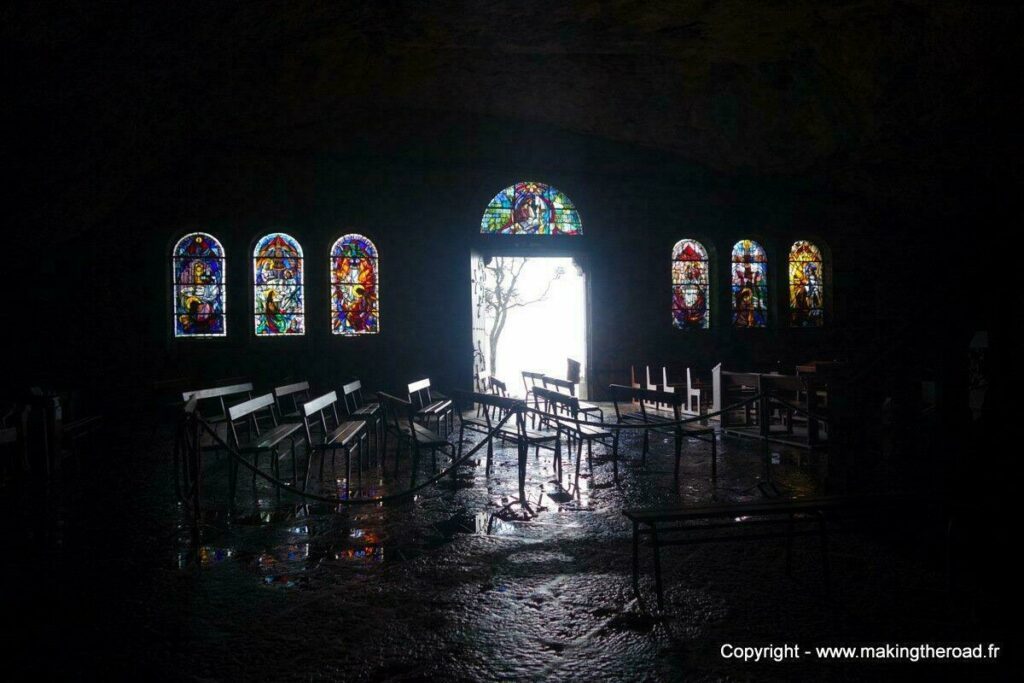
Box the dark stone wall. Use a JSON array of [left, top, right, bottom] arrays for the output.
[[17, 109, 935, 411]]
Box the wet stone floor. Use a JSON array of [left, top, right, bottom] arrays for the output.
[[3, 408, 983, 680]]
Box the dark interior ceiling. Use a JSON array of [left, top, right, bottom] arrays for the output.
[[5, 1, 1021, 244]]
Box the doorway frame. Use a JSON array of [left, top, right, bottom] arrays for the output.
[[470, 234, 594, 399]]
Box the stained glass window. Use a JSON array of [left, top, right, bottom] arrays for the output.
[[480, 181, 582, 235], [731, 240, 768, 328], [172, 232, 226, 337], [671, 239, 710, 329], [788, 240, 824, 327], [253, 232, 304, 336], [330, 234, 379, 335]]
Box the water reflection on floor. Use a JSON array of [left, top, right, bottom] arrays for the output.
[[3, 407, 967, 680]]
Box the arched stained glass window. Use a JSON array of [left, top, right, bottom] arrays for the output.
[[330, 234, 379, 335], [789, 240, 824, 327], [671, 239, 709, 329], [253, 232, 304, 336], [172, 232, 226, 337], [481, 181, 582, 235], [731, 239, 768, 328]]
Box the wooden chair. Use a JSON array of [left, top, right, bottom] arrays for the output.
[[273, 381, 312, 420], [541, 375, 604, 423], [685, 368, 702, 415], [181, 382, 255, 458], [226, 393, 303, 501], [182, 382, 254, 424], [407, 378, 453, 436], [521, 371, 546, 427], [453, 390, 558, 512], [533, 386, 612, 488], [609, 384, 716, 483], [300, 391, 368, 493], [341, 379, 382, 457], [378, 391, 454, 486]]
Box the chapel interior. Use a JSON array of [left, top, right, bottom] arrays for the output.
[[3, 2, 1016, 680]]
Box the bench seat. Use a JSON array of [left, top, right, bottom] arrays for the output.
[[237, 421, 302, 452], [397, 421, 449, 448], [351, 402, 380, 417], [416, 399, 452, 418], [323, 421, 365, 448]]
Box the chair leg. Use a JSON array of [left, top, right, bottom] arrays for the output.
[[710, 432, 717, 480], [674, 431, 682, 482]]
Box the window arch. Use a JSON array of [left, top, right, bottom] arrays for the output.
[[788, 240, 824, 327], [253, 232, 304, 336], [481, 181, 582, 235], [671, 239, 709, 329], [731, 239, 768, 328], [172, 232, 226, 337], [330, 234, 380, 335]]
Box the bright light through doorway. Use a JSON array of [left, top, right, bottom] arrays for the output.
[[486, 257, 587, 399]]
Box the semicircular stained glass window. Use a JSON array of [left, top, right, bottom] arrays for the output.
[[788, 240, 824, 327], [671, 239, 710, 329], [480, 181, 582, 235], [731, 239, 768, 328], [253, 232, 304, 336], [172, 232, 226, 337], [330, 234, 380, 335]]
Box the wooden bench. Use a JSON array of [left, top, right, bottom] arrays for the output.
[[273, 380, 312, 420], [301, 391, 368, 492], [541, 375, 604, 423], [532, 386, 612, 487], [180, 382, 254, 458], [227, 393, 303, 501], [623, 495, 950, 610], [341, 379, 382, 457], [453, 390, 557, 509], [378, 391, 454, 485], [609, 384, 716, 483], [521, 370, 546, 427], [624, 497, 843, 610], [182, 382, 254, 424], [408, 378, 453, 436], [453, 388, 559, 479]]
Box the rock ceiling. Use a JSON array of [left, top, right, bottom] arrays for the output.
[[5, 1, 1020, 240]]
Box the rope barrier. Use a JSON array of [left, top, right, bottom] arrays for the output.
[[762, 391, 831, 423], [185, 408, 517, 506], [517, 392, 765, 430], [179, 389, 817, 509]]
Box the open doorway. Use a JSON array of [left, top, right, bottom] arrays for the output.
[[470, 256, 588, 399]]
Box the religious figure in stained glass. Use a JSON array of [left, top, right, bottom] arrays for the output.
[[671, 239, 709, 329], [789, 240, 824, 327], [731, 240, 768, 328], [172, 232, 226, 337], [331, 234, 379, 335], [480, 181, 582, 235], [253, 232, 304, 335]]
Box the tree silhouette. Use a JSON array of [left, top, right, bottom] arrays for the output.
[[480, 257, 564, 376]]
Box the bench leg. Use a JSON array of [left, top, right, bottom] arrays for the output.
[[710, 431, 717, 480], [555, 434, 562, 483], [518, 439, 527, 506], [651, 523, 664, 611], [291, 438, 298, 487], [612, 430, 620, 482], [818, 513, 830, 600], [673, 431, 682, 483], [574, 435, 584, 491], [632, 521, 640, 600], [344, 446, 352, 493], [785, 513, 795, 575]]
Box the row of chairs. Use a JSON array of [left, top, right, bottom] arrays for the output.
[[180, 377, 458, 502]]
